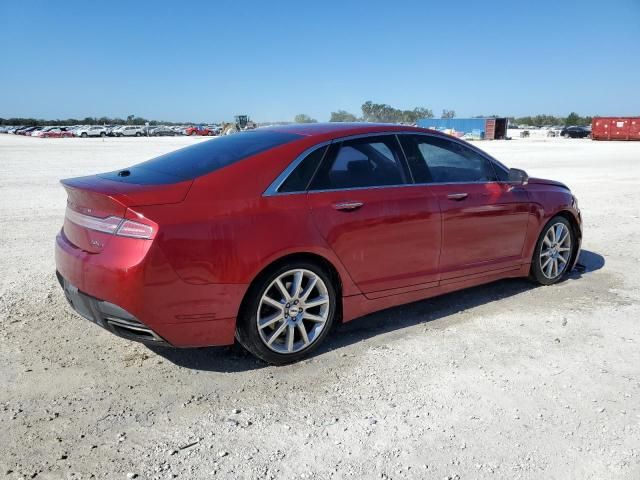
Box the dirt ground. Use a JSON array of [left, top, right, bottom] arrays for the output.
[[1, 134, 639, 480]]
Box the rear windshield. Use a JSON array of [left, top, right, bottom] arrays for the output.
[[109, 130, 302, 182]]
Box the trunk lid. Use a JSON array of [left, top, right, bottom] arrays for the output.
[[61, 172, 192, 253]]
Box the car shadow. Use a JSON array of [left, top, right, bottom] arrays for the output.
[[149, 249, 605, 373]]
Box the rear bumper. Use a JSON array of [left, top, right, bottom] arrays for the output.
[[55, 229, 246, 347], [57, 272, 168, 345]]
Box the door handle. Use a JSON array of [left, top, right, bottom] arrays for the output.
[[447, 193, 468, 201], [332, 201, 364, 211]]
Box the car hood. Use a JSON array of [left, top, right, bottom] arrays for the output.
[[528, 177, 569, 190]]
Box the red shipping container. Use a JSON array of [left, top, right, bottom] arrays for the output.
[[592, 117, 640, 140]]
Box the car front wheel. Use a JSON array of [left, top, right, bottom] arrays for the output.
[[530, 216, 574, 285], [236, 262, 337, 365]]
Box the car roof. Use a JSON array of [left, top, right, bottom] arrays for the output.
[[263, 122, 438, 138]]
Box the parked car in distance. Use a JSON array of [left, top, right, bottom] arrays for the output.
[[150, 126, 176, 136], [560, 126, 591, 138], [55, 123, 582, 365], [17, 126, 38, 135], [185, 125, 215, 136], [75, 126, 108, 138], [116, 126, 144, 137], [41, 127, 74, 138]]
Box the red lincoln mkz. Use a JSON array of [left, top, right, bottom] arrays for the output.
[[55, 123, 582, 364]]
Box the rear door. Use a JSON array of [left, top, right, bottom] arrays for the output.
[[399, 134, 530, 280], [305, 135, 441, 295]]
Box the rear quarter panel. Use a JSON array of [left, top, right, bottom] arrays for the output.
[[135, 138, 361, 296]]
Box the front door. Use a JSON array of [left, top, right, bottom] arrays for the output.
[[398, 134, 530, 280]]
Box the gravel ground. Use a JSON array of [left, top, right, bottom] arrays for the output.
[[1, 134, 639, 479]]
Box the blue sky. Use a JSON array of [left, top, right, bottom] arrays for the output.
[[1, 0, 639, 122]]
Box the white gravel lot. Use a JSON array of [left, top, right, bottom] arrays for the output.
[[1, 134, 639, 479]]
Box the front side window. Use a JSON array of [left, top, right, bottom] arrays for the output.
[[402, 135, 497, 183], [309, 136, 408, 190]]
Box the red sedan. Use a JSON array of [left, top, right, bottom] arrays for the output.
[[41, 128, 74, 138], [184, 125, 215, 136], [55, 123, 582, 364]]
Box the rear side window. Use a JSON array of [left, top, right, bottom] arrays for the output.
[[403, 135, 497, 183], [310, 136, 408, 190], [278, 146, 327, 193], [129, 130, 302, 180]]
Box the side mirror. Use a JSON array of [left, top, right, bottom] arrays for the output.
[[508, 168, 529, 186]]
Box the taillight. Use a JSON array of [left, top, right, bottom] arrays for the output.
[[65, 207, 155, 239], [116, 220, 154, 239], [65, 207, 121, 234]]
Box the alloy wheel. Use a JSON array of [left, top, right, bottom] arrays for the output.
[[257, 269, 330, 354], [540, 222, 572, 279]]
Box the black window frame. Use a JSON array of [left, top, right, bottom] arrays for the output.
[[264, 131, 510, 196]]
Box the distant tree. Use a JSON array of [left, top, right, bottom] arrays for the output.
[[441, 109, 456, 119], [127, 114, 135, 125], [564, 112, 581, 126], [412, 107, 434, 120], [330, 110, 358, 122], [294, 114, 317, 123]]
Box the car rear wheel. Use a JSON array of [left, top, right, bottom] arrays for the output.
[[236, 262, 337, 365], [530, 216, 574, 285]]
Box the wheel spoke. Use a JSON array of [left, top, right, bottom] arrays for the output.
[[542, 257, 553, 270], [267, 321, 288, 345], [543, 235, 553, 247], [552, 259, 558, 277], [555, 224, 563, 244], [549, 227, 557, 244], [286, 324, 295, 352], [291, 271, 303, 299], [297, 323, 310, 346], [304, 295, 329, 309], [303, 312, 326, 323], [258, 312, 284, 330], [262, 295, 284, 311], [558, 246, 571, 252], [545, 259, 553, 277], [275, 278, 292, 302], [558, 255, 568, 264], [300, 276, 318, 301], [558, 231, 569, 245], [541, 249, 552, 257]]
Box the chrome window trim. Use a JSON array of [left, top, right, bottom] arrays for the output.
[[262, 130, 511, 197]]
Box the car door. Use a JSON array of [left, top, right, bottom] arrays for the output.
[[305, 135, 441, 295], [399, 134, 530, 281]]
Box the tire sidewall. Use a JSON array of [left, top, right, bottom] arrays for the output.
[[236, 261, 337, 365], [531, 216, 574, 285]]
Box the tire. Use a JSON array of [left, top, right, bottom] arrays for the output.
[[236, 261, 338, 365], [135, 132, 141, 137], [530, 216, 574, 285], [190, 131, 197, 136], [81, 132, 87, 138], [100, 132, 106, 137], [562, 133, 570, 138]]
